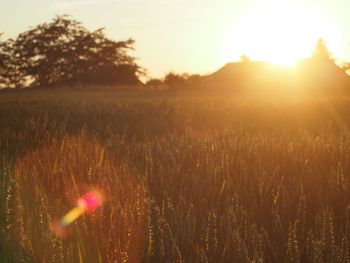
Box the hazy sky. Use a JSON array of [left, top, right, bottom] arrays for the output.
[[1, 0, 350, 78]]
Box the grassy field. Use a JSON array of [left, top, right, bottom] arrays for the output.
[[1, 88, 350, 262]]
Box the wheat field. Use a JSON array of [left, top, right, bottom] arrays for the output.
[[1, 89, 350, 262]]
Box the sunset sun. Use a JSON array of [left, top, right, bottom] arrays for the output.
[[224, 2, 337, 66]]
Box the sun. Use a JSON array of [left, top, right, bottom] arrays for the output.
[[223, 1, 335, 66]]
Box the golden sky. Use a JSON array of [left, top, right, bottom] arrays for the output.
[[1, 0, 350, 78]]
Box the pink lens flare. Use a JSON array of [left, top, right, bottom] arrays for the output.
[[52, 189, 105, 237], [77, 190, 104, 212]]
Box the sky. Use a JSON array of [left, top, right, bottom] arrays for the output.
[[1, 0, 350, 78]]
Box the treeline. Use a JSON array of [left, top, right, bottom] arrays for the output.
[[147, 39, 350, 91], [1, 16, 350, 90], [146, 72, 204, 90], [0, 16, 142, 89]]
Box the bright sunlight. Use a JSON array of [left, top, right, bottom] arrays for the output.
[[224, 1, 337, 66]]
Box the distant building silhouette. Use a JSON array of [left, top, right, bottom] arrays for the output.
[[199, 39, 350, 92]]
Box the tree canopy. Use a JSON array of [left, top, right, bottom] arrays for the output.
[[0, 16, 142, 88], [312, 38, 333, 61]]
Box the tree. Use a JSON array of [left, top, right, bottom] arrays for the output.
[[312, 38, 332, 61], [0, 37, 26, 88], [6, 16, 142, 88], [300, 38, 350, 89], [0, 34, 6, 87], [240, 54, 250, 63], [146, 78, 165, 89], [164, 72, 188, 88]]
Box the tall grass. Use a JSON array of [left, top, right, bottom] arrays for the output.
[[5, 135, 148, 262], [1, 90, 350, 262]]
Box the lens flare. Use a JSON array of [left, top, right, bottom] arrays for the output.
[[52, 190, 104, 237], [77, 190, 104, 212]]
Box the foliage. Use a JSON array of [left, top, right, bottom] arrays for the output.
[[0, 38, 26, 88], [0, 34, 5, 87], [145, 78, 165, 89], [77, 64, 142, 86], [312, 38, 333, 60], [147, 73, 203, 90], [164, 72, 189, 88], [0, 16, 141, 88], [1, 90, 350, 262], [240, 54, 251, 63]]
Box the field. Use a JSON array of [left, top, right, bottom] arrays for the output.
[[1, 88, 350, 262]]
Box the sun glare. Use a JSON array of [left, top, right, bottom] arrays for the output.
[[224, 2, 336, 66]]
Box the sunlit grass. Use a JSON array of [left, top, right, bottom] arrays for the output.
[[3, 135, 148, 262], [1, 89, 350, 262]]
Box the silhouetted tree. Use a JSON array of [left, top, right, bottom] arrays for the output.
[[187, 74, 203, 87], [311, 38, 350, 76], [78, 64, 141, 85], [240, 54, 250, 63], [7, 16, 141, 88], [146, 78, 165, 89], [164, 72, 188, 88], [0, 38, 26, 88], [298, 38, 350, 89], [312, 38, 332, 61], [0, 34, 5, 87]]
